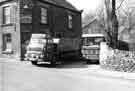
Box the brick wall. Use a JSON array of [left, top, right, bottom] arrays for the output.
[[34, 0, 82, 38], [50, 5, 82, 38]]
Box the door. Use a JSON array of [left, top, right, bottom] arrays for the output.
[[21, 32, 31, 59]]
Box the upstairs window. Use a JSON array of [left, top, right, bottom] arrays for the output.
[[68, 15, 73, 29], [3, 6, 11, 24], [41, 7, 48, 24]]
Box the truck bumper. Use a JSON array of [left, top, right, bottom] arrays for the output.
[[24, 57, 43, 62]]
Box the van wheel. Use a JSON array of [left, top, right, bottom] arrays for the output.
[[31, 61, 38, 65]]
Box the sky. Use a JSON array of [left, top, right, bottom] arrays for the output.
[[67, 0, 102, 15]]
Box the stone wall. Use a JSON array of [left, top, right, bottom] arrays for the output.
[[100, 42, 135, 72], [99, 42, 114, 65]]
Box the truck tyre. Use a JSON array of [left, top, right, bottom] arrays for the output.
[[51, 61, 56, 65], [31, 61, 38, 65], [51, 56, 56, 65]]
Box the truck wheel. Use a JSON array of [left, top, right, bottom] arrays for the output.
[[51, 56, 56, 65], [31, 61, 38, 65], [51, 60, 56, 65]]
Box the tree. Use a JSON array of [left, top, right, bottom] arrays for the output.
[[117, 0, 135, 44], [118, 5, 135, 33], [83, 0, 126, 49], [104, 0, 119, 49]]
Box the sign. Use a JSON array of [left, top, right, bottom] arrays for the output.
[[21, 15, 32, 23]]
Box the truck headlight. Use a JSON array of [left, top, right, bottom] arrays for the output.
[[36, 55, 39, 59], [31, 54, 34, 57], [40, 54, 44, 58], [25, 54, 28, 57]]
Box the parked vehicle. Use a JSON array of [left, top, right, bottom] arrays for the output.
[[24, 34, 82, 65], [82, 34, 105, 63], [24, 34, 54, 65]]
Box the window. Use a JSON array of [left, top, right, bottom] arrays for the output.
[[3, 6, 11, 24], [68, 15, 73, 29], [3, 33, 12, 52], [41, 7, 48, 24]]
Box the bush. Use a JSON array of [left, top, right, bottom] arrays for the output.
[[101, 50, 135, 72]]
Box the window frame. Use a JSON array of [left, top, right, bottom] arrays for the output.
[[68, 14, 73, 29], [40, 7, 48, 24], [3, 6, 11, 25]]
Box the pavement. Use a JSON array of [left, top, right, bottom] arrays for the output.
[[1, 57, 135, 80]]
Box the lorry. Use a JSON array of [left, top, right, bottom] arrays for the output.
[[24, 34, 82, 65], [24, 34, 58, 65]]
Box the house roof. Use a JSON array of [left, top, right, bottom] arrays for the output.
[[42, 0, 78, 11], [83, 18, 97, 29], [0, 0, 79, 12]]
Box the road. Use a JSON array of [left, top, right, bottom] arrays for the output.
[[0, 59, 135, 91]]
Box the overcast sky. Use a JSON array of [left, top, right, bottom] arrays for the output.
[[67, 0, 102, 15]]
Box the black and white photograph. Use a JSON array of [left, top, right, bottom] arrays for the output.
[[0, 0, 135, 91]]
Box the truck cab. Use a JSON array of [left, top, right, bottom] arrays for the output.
[[24, 34, 59, 65]]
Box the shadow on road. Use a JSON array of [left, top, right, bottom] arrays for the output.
[[34, 57, 99, 69], [36, 61, 88, 69]]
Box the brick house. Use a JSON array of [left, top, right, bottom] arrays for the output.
[[0, 0, 82, 59]]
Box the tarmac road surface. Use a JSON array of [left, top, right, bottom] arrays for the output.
[[0, 59, 135, 91]]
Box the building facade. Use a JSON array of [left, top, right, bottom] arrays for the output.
[[0, 0, 82, 59]]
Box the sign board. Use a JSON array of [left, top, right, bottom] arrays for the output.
[[21, 15, 32, 23]]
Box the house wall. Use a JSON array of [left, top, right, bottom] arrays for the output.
[[0, 0, 82, 59], [34, 0, 82, 38], [0, 0, 21, 58]]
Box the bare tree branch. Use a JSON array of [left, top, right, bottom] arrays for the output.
[[116, 0, 126, 10]]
